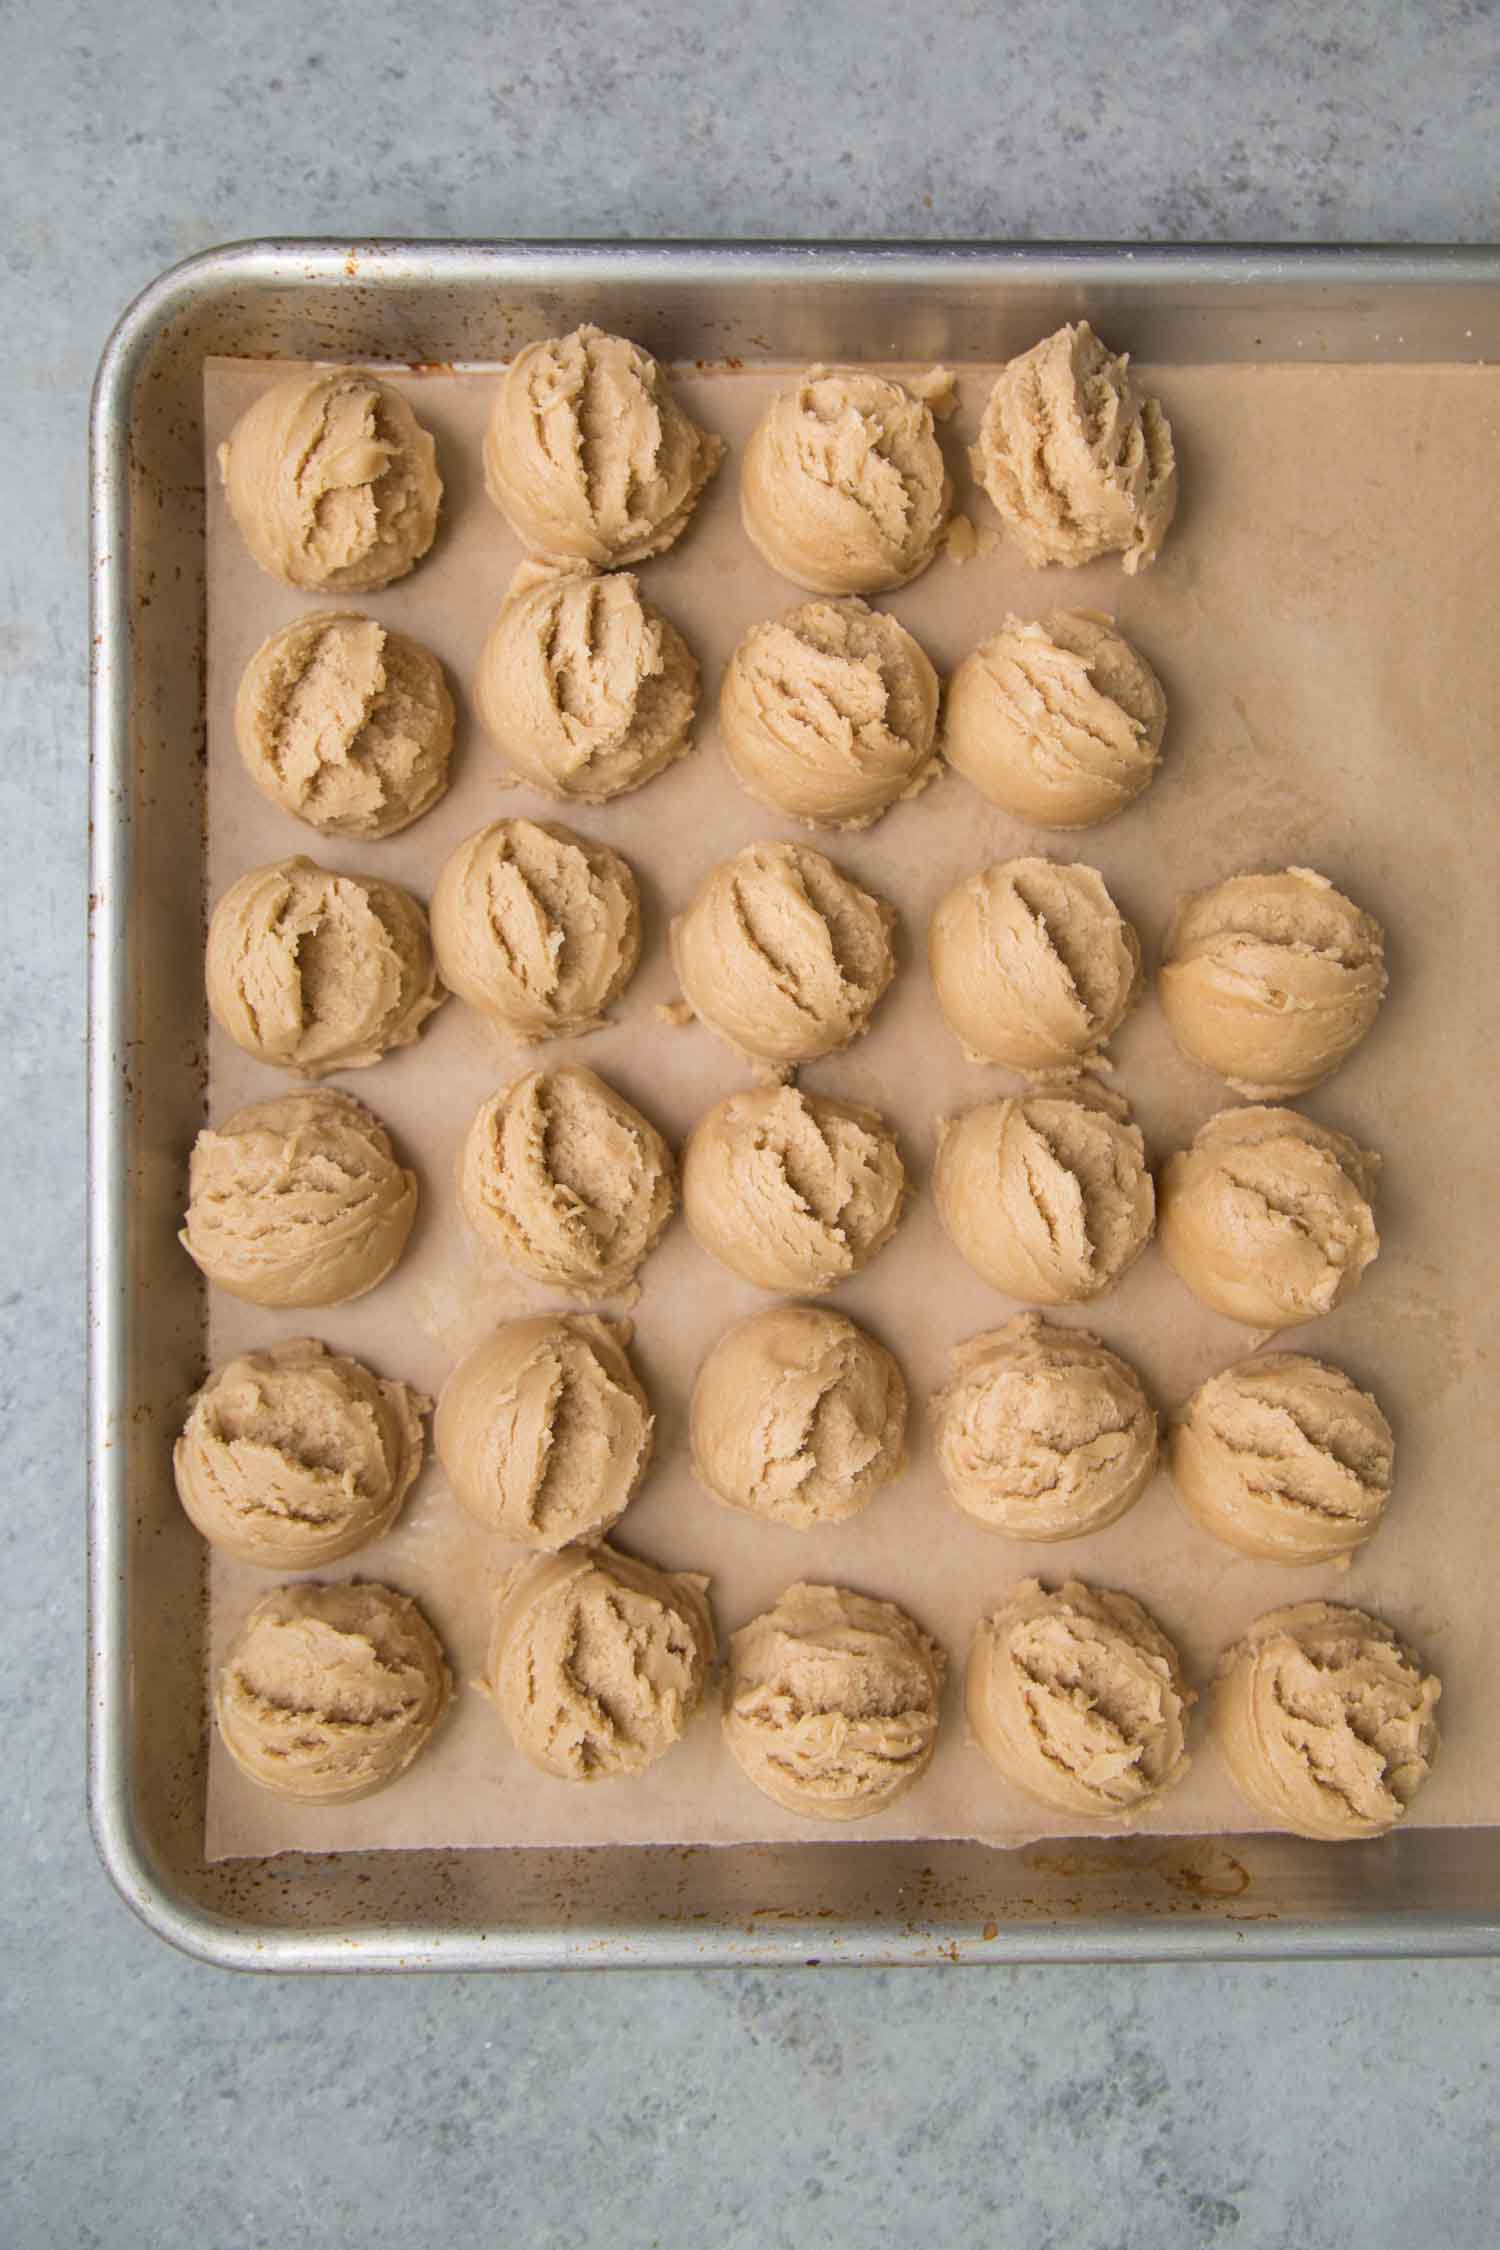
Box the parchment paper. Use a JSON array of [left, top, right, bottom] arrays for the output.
[[202, 354, 1500, 1859]]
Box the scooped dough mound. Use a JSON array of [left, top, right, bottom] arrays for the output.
[[967, 1578, 1193, 1819], [1212, 1601, 1440, 1840], [971, 323, 1176, 574], [934, 1092, 1154, 1304], [181, 1090, 418, 1308], [723, 1582, 945, 1821], [215, 1581, 450, 1801], [487, 1544, 714, 1780], [218, 368, 441, 591], [431, 817, 640, 1042], [928, 856, 1141, 1075]]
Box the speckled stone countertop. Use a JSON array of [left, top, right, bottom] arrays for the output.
[[4, 2, 1499, 2243]]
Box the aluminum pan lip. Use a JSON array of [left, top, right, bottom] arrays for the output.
[[88, 237, 1500, 1970]]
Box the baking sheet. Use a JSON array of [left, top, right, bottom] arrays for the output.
[[202, 354, 1500, 1860]]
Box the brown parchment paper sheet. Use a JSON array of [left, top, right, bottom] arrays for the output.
[[202, 354, 1500, 1859]]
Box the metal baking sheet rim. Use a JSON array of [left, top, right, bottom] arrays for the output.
[[88, 237, 1500, 1971]]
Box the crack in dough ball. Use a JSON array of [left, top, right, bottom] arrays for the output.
[[934, 1092, 1154, 1304], [929, 856, 1141, 1076]]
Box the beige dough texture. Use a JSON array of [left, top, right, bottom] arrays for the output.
[[718, 596, 940, 828], [175, 1337, 428, 1569], [218, 368, 441, 592], [683, 1083, 907, 1293], [1158, 1106, 1380, 1330], [669, 840, 896, 1069], [740, 366, 953, 595], [966, 1578, 1194, 1821], [1159, 867, 1388, 1098], [971, 323, 1177, 574], [234, 612, 455, 840], [1212, 1601, 1440, 1841], [1168, 1353, 1394, 1565], [215, 1580, 451, 1802], [205, 856, 444, 1077], [475, 561, 699, 801], [430, 817, 640, 1043], [943, 610, 1167, 829], [723, 1582, 946, 1822], [931, 1314, 1157, 1541], [459, 1063, 675, 1298], [181, 1089, 418, 1309], [434, 1315, 652, 1550], [934, 1092, 1155, 1304], [690, 1305, 907, 1530], [928, 856, 1142, 1076], [486, 1544, 714, 1781], [483, 324, 724, 567]]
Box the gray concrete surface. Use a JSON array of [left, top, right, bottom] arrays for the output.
[[4, 1, 1499, 2243]]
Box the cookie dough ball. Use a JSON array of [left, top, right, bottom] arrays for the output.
[[943, 611, 1166, 829], [459, 1064, 675, 1298], [683, 1084, 906, 1293], [929, 857, 1141, 1075], [181, 1090, 418, 1308], [691, 1306, 906, 1530], [175, 1339, 428, 1569], [1168, 1354, 1394, 1564], [934, 1093, 1154, 1305], [723, 1583, 945, 1822], [670, 841, 895, 1069], [484, 324, 723, 566], [215, 1582, 450, 1802], [1159, 1107, 1379, 1330], [971, 323, 1176, 574], [1212, 1602, 1440, 1841], [206, 857, 444, 1078], [475, 562, 698, 802], [218, 369, 441, 592], [719, 597, 940, 829], [932, 1314, 1157, 1541], [741, 366, 952, 594], [487, 1545, 714, 1780], [431, 818, 640, 1043], [435, 1316, 652, 1550], [1159, 868, 1388, 1098], [967, 1579, 1193, 1820], [234, 612, 454, 840]]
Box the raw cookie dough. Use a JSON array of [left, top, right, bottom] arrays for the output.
[[205, 856, 444, 1077], [740, 366, 953, 594], [723, 1583, 945, 1822], [218, 368, 441, 592], [181, 1090, 418, 1308], [175, 1338, 428, 1569], [928, 856, 1142, 1075], [931, 1314, 1157, 1541], [430, 817, 640, 1043], [966, 1578, 1193, 1821], [215, 1581, 450, 1801], [934, 1092, 1154, 1304], [435, 1315, 652, 1550], [234, 612, 454, 840], [683, 1083, 906, 1293], [1212, 1602, 1440, 1841], [669, 840, 896, 1069], [483, 324, 724, 566], [718, 597, 940, 828], [690, 1305, 906, 1530], [459, 1063, 675, 1297], [1168, 1353, 1394, 1564], [486, 1544, 714, 1780], [971, 323, 1176, 574], [475, 561, 699, 801], [1158, 1106, 1380, 1330], [942, 611, 1167, 828], [1159, 867, 1388, 1098]]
